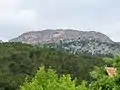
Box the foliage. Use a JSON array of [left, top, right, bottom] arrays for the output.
[[20, 55, 120, 90], [89, 55, 120, 90], [20, 66, 87, 90], [0, 42, 104, 90]]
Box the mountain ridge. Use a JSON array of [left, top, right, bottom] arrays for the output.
[[9, 29, 113, 44], [9, 29, 120, 55]]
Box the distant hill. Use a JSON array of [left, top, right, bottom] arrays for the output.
[[9, 29, 113, 44], [9, 29, 120, 55], [45, 37, 120, 56]]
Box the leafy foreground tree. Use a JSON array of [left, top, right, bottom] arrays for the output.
[[89, 55, 120, 90], [20, 66, 87, 90]]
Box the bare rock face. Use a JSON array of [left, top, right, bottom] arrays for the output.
[[9, 29, 113, 44], [9, 29, 120, 55]]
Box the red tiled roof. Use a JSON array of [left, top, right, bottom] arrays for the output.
[[106, 67, 116, 77]]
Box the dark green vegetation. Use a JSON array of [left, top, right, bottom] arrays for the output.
[[0, 42, 105, 90], [89, 56, 120, 90], [20, 56, 120, 90]]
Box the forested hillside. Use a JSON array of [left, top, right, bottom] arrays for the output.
[[20, 56, 120, 90], [0, 42, 105, 90]]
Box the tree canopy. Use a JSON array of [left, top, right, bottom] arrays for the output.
[[20, 55, 120, 90], [89, 56, 120, 90], [0, 42, 105, 90], [20, 66, 87, 90]]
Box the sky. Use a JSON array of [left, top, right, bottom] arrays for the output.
[[0, 0, 120, 42]]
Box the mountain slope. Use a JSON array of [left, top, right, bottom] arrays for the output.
[[0, 42, 105, 90], [9, 29, 113, 44], [9, 29, 120, 55], [45, 38, 120, 55]]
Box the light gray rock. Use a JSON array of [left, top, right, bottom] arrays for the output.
[[9, 29, 120, 55], [9, 29, 113, 44]]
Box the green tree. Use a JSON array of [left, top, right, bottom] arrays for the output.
[[0, 42, 105, 90], [20, 66, 87, 90], [89, 55, 120, 90]]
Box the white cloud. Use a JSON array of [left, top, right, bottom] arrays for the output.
[[16, 10, 38, 28], [0, 0, 120, 42], [0, 0, 38, 28], [0, 0, 20, 11], [0, 0, 20, 23], [0, 0, 39, 40]]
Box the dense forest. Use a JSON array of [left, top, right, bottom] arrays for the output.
[[20, 56, 120, 90], [0, 42, 107, 90]]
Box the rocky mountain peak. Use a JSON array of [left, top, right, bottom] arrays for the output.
[[9, 29, 113, 44]]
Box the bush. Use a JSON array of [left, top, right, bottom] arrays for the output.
[[20, 66, 87, 90]]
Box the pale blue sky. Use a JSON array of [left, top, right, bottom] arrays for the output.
[[0, 0, 120, 41]]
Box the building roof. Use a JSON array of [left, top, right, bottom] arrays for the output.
[[105, 67, 116, 77]]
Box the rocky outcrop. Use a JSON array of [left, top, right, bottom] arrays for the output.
[[9, 29, 120, 55], [9, 29, 113, 44], [46, 37, 120, 55]]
